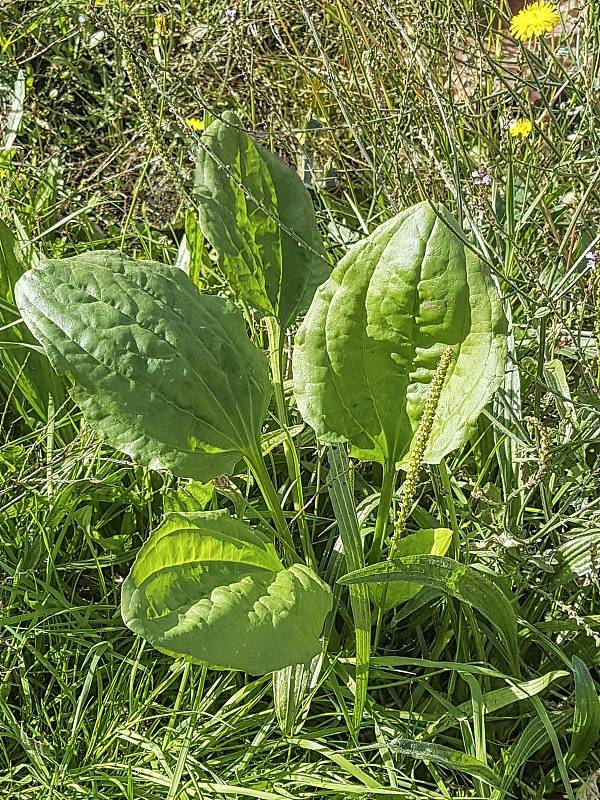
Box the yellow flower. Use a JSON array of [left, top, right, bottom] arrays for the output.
[[154, 14, 168, 35], [509, 118, 533, 139], [185, 117, 205, 132], [509, 1, 560, 41]]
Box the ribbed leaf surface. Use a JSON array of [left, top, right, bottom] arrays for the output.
[[15, 250, 271, 480], [122, 511, 333, 674], [293, 201, 507, 466]]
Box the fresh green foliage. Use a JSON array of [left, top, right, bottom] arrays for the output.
[[194, 111, 329, 329], [163, 480, 215, 514], [293, 201, 507, 466], [14, 249, 333, 672], [272, 658, 321, 736], [368, 527, 452, 611], [567, 657, 600, 769], [0, 219, 67, 421], [389, 739, 502, 789], [340, 555, 519, 674], [3, 0, 600, 796], [121, 510, 332, 674], [327, 443, 371, 730], [14, 250, 271, 481]]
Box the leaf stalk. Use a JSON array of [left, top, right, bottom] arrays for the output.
[[265, 316, 316, 568], [244, 444, 299, 562]]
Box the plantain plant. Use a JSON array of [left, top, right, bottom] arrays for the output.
[[14, 113, 510, 681]]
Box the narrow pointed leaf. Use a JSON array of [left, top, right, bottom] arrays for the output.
[[369, 528, 452, 611], [261, 424, 304, 456], [327, 443, 371, 732], [14, 250, 271, 480], [389, 739, 501, 789], [499, 710, 571, 796], [272, 655, 322, 735], [425, 669, 570, 738], [339, 554, 519, 674], [566, 656, 600, 768], [293, 201, 507, 465], [122, 511, 333, 675], [194, 111, 329, 329]]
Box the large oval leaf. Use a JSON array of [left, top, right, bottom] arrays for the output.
[[14, 250, 271, 480], [292, 201, 507, 466], [121, 511, 333, 674], [194, 111, 330, 330]]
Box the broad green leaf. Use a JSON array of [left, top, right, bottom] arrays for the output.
[[566, 656, 600, 768], [14, 250, 271, 481], [293, 201, 507, 466], [339, 555, 519, 674], [121, 511, 333, 674], [194, 111, 329, 329], [389, 739, 501, 789], [369, 528, 452, 611], [163, 481, 215, 514]]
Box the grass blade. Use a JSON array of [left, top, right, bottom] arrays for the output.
[[328, 444, 371, 734], [339, 555, 519, 675], [389, 739, 502, 789], [566, 656, 600, 769]]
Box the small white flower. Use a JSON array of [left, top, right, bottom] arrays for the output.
[[472, 167, 492, 186], [560, 191, 577, 208], [224, 8, 238, 22], [77, 14, 86, 24], [586, 250, 598, 269]]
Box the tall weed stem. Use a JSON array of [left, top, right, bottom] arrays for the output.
[[389, 346, 454, 558]]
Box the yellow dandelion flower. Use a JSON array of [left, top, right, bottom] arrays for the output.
[[154, 14, 168, 35], [510, 1, 560, 41], [185, 117, 205, 132], [509, 118, 533, 139]]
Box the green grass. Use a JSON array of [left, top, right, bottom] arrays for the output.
[[1, 0, 600, 797]]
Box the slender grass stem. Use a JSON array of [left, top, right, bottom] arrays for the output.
[[438, 458, 460, 557], [244, 444, 298, 562], [166, 665, 207, 800], [265, 316, 315, 568], [161, 661, 191, 751], [368, 462, 396, 564], [45, 392, 55, 497]]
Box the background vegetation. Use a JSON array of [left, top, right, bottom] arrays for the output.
[[1, 0, 600, 798]]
